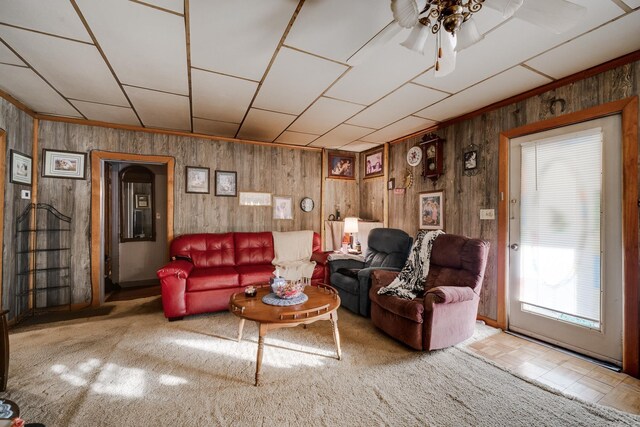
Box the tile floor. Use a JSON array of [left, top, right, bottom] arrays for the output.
[[467, 332, 640, 415]]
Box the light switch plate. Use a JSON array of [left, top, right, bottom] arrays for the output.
[[480, 209, 495, 220], [20, 190, 31, 200]]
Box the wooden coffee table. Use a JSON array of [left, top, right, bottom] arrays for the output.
[[229, 284, 342, 386]]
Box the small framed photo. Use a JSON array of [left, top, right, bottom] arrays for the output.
[[215, 170, 237, 197], [239, 192, 272, 206], [135, 194, 150, 209], [10, 150, 32, 185], [387, 178, 395, 190], [464, 150, 478, 171], [419, 190, 444, 230], [185, 166, 210, 194], [328, 152, 355, 180], [42, 149, 86, 179], [273, 196, 293, 220], [364, 147, 384, 179]]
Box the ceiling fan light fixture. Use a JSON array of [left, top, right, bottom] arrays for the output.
[[441, 4, 466, 34], [400, 22, 431, 53], [391, 0, 421, 28], [456, 17, 483, 51]]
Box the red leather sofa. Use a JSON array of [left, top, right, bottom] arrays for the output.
[[157, 231, 329, 320]]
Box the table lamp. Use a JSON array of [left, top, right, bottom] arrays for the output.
[[343, 217, 359, 250]]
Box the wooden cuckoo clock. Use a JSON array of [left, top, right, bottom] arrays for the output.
[[420, 133, 444, 183]]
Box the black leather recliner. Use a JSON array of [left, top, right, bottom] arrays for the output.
[[329, 228, 412, 316]]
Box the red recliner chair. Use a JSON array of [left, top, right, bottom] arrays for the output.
[[369, 233, 490, 351]]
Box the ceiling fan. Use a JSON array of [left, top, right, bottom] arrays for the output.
[[348, 0, 587, 77]]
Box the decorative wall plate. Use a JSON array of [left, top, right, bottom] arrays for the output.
[[407, 146, 422, 166], [300, 197, 314, 212]]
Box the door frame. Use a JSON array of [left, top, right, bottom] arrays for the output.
[[90, 151, 175, 307], [0, 130, 5, 308], [497, 97, 639, 376]]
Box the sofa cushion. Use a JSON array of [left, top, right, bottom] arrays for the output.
[[234, 232, 275, 266], [369, 285, 424, 323], [236, 264, 275, 286], [186, 267, 239, 292], [330, 273, 359, 295], [171, 233, 235, 268]]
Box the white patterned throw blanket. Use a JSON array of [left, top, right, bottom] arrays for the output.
[[272, 230, 316, 281], [377, 230, 444, 300]]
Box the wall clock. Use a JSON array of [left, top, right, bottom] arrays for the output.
[[300, 197, 314, 212], [407, 146, 422, 166], [421, 133, 444, 182]]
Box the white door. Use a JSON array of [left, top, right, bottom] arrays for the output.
[[508, 115, 623, 364]]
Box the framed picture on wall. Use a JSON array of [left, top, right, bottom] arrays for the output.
[[419, 190, 444, 230], [135, 194, 150, 209], [273, 196, 293, 220], [364, 147, 384, 179], [185, 166, 210, 194], [215, 170, 237, 197], [327, 152, 355, 180], [41, 149, 87, 179], [10, 150, 32, 185]]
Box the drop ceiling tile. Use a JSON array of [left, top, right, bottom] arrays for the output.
[[347, 83, 448, 129], [237, 109, 296, 142], [325, 32, 439, 105], [137, 0, 184, 14], [0, 64, 81, 116], [288, 97, 364, 135], [192, 69, 257, 123], [0, 25, 128, 106], [361, 116, 436, 144], [70, 100, 141, 126], [286, 0, 392, 63], [0, 42, 25, 66], [190, 0, 298, 81], [253, 48, 347, 115], [413, 0, 623, 93], [124, 86, 190, 131], [308, 124, 374, 149], [340, 141, 380, 152], [416, 66, 551, 122], [275, 131, 319, 146], [75, 0, 188, 95], [193, 118, 239, 138], [0, 0, 91, 42], [525, 11, 640, 79], [621, 0, 640, 7]]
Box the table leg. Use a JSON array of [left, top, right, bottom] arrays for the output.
[[330, 311, 342, 361], [255, 324, 266, 386], [237, 318, 245, 342]]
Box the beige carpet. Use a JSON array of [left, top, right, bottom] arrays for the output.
[[5, 297, 639, 426]]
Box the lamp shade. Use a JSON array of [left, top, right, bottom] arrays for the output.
[[400, 24, 430, 53], [343, 217, 359, 234]]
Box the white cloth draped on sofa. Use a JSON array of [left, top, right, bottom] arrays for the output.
[[272, 231, 316, 280]]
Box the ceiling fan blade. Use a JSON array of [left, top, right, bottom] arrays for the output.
[[434, 32, 457, 77], [484, 0, 524, 19], [347, 21, 404, 65], [391, 0, 427, 29], [514, 0, 587, 34]]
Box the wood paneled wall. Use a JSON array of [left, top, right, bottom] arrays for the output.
[[359, 149, 385, 222], [388, 59, 640, 320], [0, 99, 34, 318], [35, 121, 322, 305], [323, 150, 360, 221]]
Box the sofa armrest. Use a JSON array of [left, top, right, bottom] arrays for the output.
[[156, 260, 194, 279], [371, 269, 400, 289], [357, 267, 401, 281], [426, 286, 476, 304], [311, 251, 332, 265]]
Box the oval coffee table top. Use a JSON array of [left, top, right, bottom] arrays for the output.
[[229, 284, 340, 324]]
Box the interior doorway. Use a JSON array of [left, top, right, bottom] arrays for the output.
[[90, 151, 174, 307]]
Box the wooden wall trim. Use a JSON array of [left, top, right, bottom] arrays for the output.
[[34, 114, 322, 153], [390, 50, 640, 146], [27, 119, 39, 308], [383, 142, 389, 227], [90, 150, 175, 307], [320, 149, 326, 250], [0, 89, 36, 118], [498, 96, 639, 377], [0, 131, 5, 308]]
